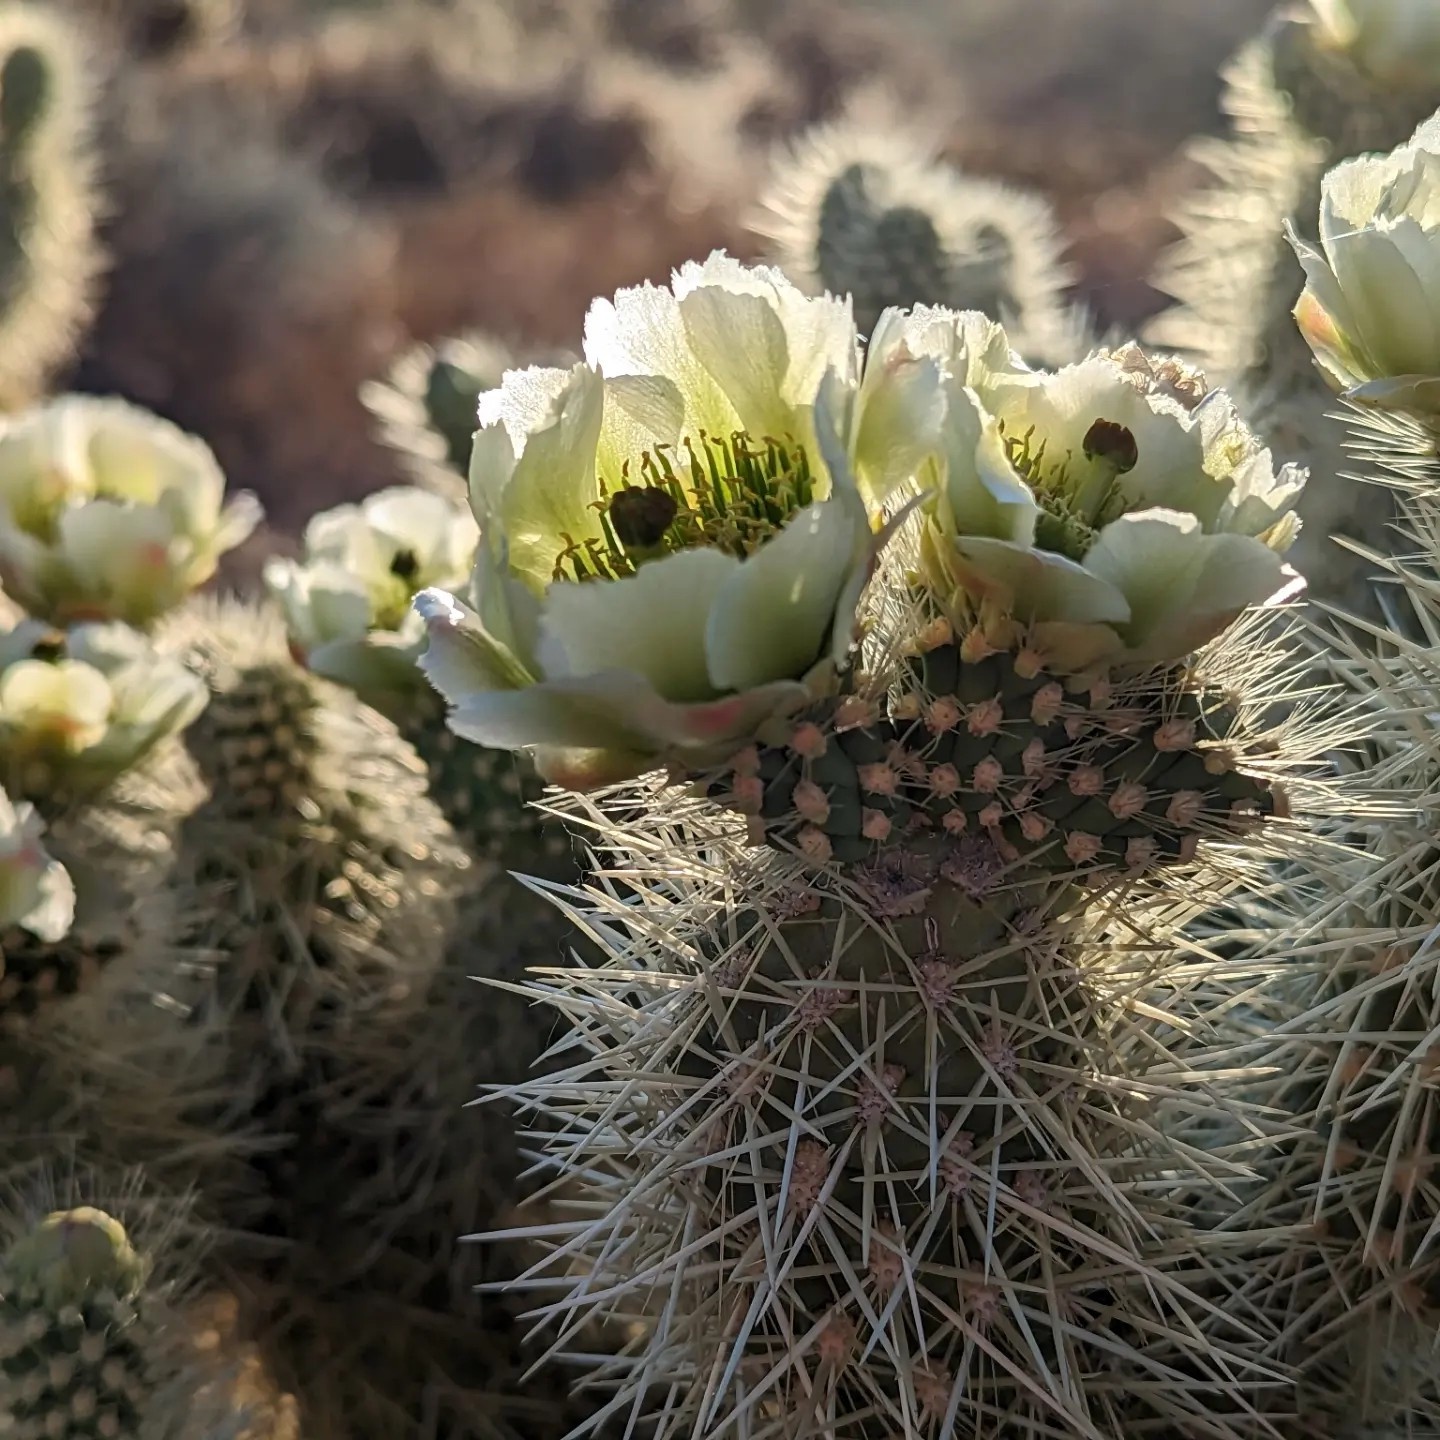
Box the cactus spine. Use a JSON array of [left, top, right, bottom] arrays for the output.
[[1196, 402, 1440, 1436], [0, 6, 103, 411], [475, 601, 1318, 1439]]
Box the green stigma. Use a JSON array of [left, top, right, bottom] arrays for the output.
[[551, 431, 817, 583], [1000, 417, 1137, 564]]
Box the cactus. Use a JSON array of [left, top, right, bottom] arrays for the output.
[[158, 594, 470, 1059], [0, 1197, 268, 1440], [474, 680, 1320, 1436], [1147, 7, 1440, 613], [400, 257, 1330, 1438], [1179, 397, 1440, 1436], [0, 5, 104, 412], [716, 629, 1282, 869], [754, 106, 1086, 362], [360, 332, 523, 497], [0, 794, 178, 1028]]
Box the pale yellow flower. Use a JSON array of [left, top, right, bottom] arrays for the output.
[[0, 620, 207, 795], [1292, 112, 1440, 414], [0, 395, 261, 627], [0, 785, 74, 942], [266, 485, 477, 696], [415, 252, 907, 787]]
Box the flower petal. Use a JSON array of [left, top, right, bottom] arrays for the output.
[[947, 534, 1132, 626], [477, 365, 607, 592], [705, 501, 861, 694], [446, 668, 809, 758], [414, 587, 538, 703], [538, 548, 740, 702], [1083, 508, 1294, 661]]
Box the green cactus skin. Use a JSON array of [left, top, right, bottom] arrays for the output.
[[1147, 11, 1440, 616], [399, 690, 578, 883], [715, 630, 1280, 872], [754, 110, 1087, 365], [0, 6, 104, 411]]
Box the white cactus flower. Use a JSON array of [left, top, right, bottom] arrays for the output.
[[0, 786, 74, 943], [1292, 113, 1440, 414], [0, 395, 262, 628], [892, 320, 1306, 670], [265, 485, 478, 695], [0, 620, 208, 796], [1309, 0, 1440, 89], [414, 252, 915, 789]]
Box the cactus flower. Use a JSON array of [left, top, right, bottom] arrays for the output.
[[896, 318, 1305, 669], [0, 620, 207, 797], [0, 785, 74, 942], [1291, 114, 1440, 414], [0, 395, 261, 628], [265, 485, 478, 696], [1309, 0, 1440, 89], [415, 252, 914, 789]]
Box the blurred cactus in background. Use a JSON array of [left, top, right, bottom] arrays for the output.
[[0, 5, 104, 412], [754, 104, 1087, 362], [362, 334, 521, 496]]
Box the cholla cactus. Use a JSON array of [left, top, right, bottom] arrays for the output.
[[0, 6, 103, 411], [158, 594, 469, 1051], [1148, 1, 1440, 613], [1189, 113, 1440, 1433], [754, 108, 1085, 363], [415, 256, 1321, 1437], [360, 332, 525, 496], [0, 619, 206, 811], [0, 396, 260, 629], [0, 1186, 283, 1440]]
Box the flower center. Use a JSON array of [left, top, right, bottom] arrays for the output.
[[27, 631, 68, 664], [1000, 417, 1137, 563], [551, 431, 816, 583]]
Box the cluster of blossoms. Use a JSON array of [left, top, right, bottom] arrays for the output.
[[0, 620, 206, 798], [0, 395, 259, 804], [414, 253, 1306, 792]]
